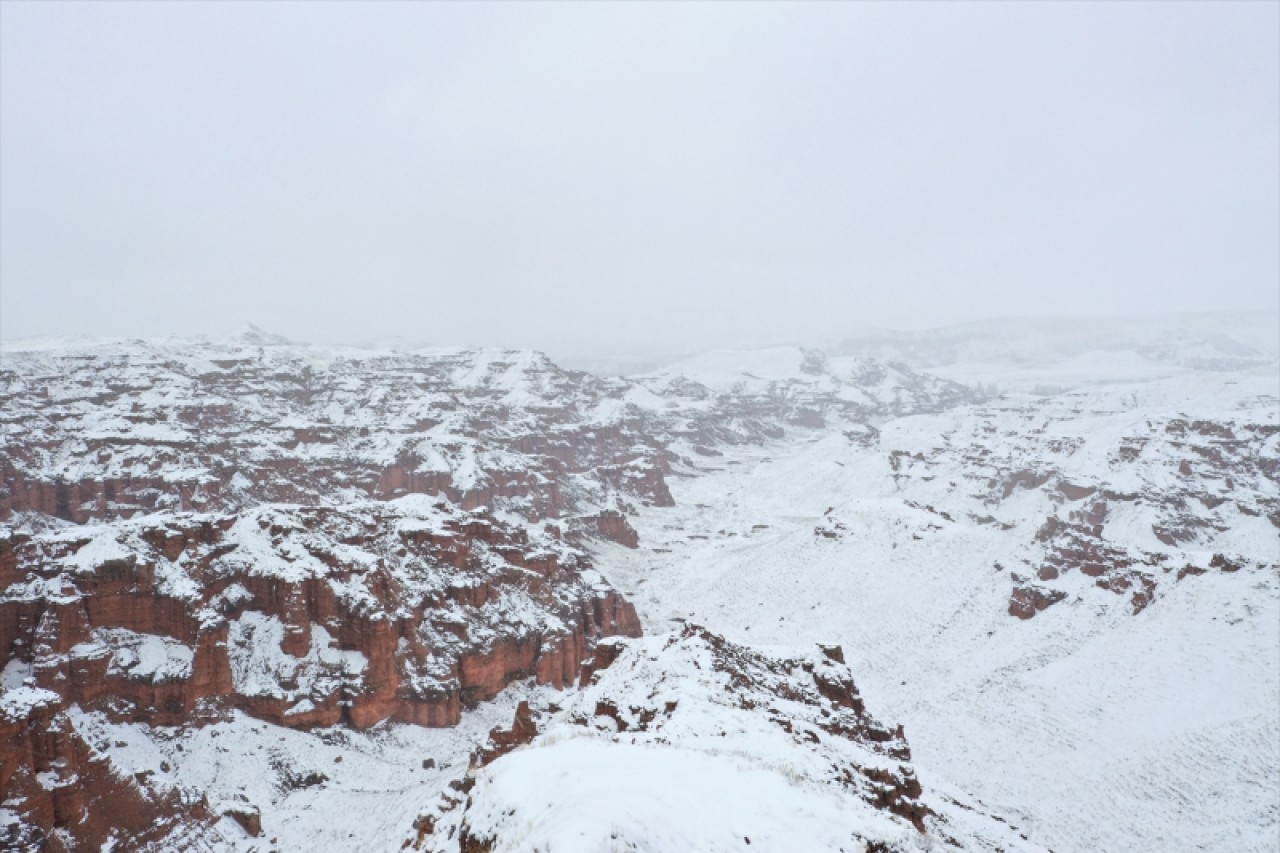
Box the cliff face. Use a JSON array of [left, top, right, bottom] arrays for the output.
[[0, 497, 640, 849], [2, 499, 641, 733], [0, 687, 213, 852]]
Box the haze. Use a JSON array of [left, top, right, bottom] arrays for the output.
[[2, 1, 1276, 359]]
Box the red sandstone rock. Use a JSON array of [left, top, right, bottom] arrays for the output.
[[474, 701, 539, 767], [578, 637, 627, 686], [0, 690, 213, 849], [593, 510, 640, 549], [2, 503, 644, 736], [1008, 584, 1069, 620], [224, 804, 263, 837]]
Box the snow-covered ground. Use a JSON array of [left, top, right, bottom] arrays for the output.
[[422, 627, 1044, 853], [68, 684, 562, 852], [592, 361, 1279, 852]]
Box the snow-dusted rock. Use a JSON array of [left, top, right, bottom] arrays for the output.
[[2, 499, 641, 734], [415, 625, 1042, 852]]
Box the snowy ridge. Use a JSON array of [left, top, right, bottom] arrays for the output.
[[418, 626, 1043, 853], [831, 312, 1279, 378]]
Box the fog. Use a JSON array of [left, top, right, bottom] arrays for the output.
[[2, 1, 1276, 359]]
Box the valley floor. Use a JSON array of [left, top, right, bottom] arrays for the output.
[[595, 419, 1279, 851]]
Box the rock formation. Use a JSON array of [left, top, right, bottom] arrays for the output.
[[0, 687, 213, 851], [411, 625, 1043, 852], [2, 499, 642, 733]]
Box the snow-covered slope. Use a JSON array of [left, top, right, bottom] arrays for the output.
[[418, 627, 1043, 853], [598, 366, 1278, 852]]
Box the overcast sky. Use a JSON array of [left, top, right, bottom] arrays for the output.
[[2, 1, 1276, 355]]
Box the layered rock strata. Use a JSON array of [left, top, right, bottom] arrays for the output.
[[0, 687, 214, 851], [1, 498, 641, 730]]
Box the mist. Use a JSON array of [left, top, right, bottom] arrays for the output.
[[2, 1, 1276, 359]]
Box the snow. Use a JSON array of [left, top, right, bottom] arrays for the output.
[[60, 530, 137, 574], [70, 628, 195, 683], [228, 613, 368, 701], [66, 684, 558, 852], [213, 510, 361, 583], [646, 346, 812, 391], [0, 658, 34, 691], [438, 627, 1041, 852], [0, 686, 61, 722], [81, 419, 195, 445], [154, 558, 202, 601], [233, 323, 294, 347], [593, 366, 1279, 852], [465, 737, 916, 853]]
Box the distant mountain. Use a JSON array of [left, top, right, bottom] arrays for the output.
[[231, 322, 295, 347], [829, 312, 1279, 385]]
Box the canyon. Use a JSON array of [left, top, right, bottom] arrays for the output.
[[1, 315, 1276, 851]]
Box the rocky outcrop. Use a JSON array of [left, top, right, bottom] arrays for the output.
[[878, 396, 1278, 621], [472, 700, 539, 768], [412, 626, 1040, 853], [1, 500, 641, 736], [1006, 490, 1271, 620], [563, 509, 640, 549], [0, 687, 214, 851], [1008, 582, 1069, 620]]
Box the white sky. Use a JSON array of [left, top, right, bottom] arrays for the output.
[[1, 1, 1276, 355]]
